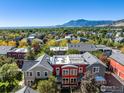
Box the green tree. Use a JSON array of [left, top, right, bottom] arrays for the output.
[[81, 71, 99, 93], [25, 46, 35, 60], [0, 63, 22, 92], [66, 49, 80, 54], [37, 76, 57, 93]]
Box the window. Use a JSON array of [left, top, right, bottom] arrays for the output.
[[44, 71, 48, 77], [56, 67, 60, 75], [36, 71, 40, 77], [27, 80, 33, 86], [79, 67, 83, 73], [29, 72, 32, 76], [62, 69, 69, 76], [62, 78, 65, 84], [26, 72, 33, 76], [71, 45, 73, 47], [26, 72, 29, 76], [71, 78, 73, 84], [93, 67, 99, 73], [70, 69, 77, 75], [70, 78, 77, 84]]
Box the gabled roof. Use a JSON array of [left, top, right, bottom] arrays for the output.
[[0, 46, 14, 55], [15, 86, 38, 93], [68, 43, 97, 52], [51, 52, 106, 67], [83, 52, 106, 68], [110, 52, 124, 66], [22, 54, 53, 72], [22, 60, 38, 71]]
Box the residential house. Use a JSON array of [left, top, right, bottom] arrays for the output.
[[7, 48, 28, 67], [96, 45, 112, 56], [50, 47, 68, 55], [15, 86, 38, 93], [0, 46, 14, 55], [68, 43, 97, 53], [109, 52, 124, 80], [50, 52, 106, 88], [22, 54, 53, 86], [114, 37, 124, 43]]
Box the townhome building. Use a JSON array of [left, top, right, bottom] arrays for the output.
[[7, 48, 28, 67], [109, 52, 124, 80], [0, 46, 14, 55], [50, 43, 97, 55], [50, 52, 106, 88], [22, 54, 53, 86], [67, 43, 97, 53]]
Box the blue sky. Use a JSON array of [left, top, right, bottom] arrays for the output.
[[0, 0, 124, 27]]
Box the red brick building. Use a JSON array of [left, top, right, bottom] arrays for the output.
[[51, 52, 106, 88], [109, 52, 124, 80], [7, 48, 28, 67]]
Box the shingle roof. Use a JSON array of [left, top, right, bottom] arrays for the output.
[[83, 52, 106, 67], [68, 43, 97, 52], [51, 52, 106, 67], [15, 86, 38, 93], [0, 46, 14, 55], [110, 52, 124, 66], [22, 54, 53, 72], [22, 60, 38, 71]]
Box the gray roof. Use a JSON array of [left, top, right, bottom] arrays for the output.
[[110, 52, 124, 65], [83, 52, 106, 67], [15, 86, 38, 93], [22, 60, 38, 71], [51, 52, 106, 67], [68, 43, 97, 52], [22, 54, 53, 72], [95, 45, 111, 50], [0, 46, 14, 55]]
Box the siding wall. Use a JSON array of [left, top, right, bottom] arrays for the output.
[[109, 58, 124, 80]]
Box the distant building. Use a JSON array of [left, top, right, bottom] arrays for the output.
[[68, 43, 97, 53], [7, 48, 28, 67], [114, 37, 124, 43], [51, 52, 106, 88], [96, 45, 112, 56], [0, 46, 14, 55], [50, 47, 68, 55], [109, 52, 124, 80]]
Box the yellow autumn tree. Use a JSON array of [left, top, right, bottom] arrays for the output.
[[8, 41, 16, 46], [19, 39, 28, 48], [0, 40, 3, 46], [2, 41, 8, 46], [59, 39, 68, 46], [46, 40, 58, 46], [71, 40, 80, 44]]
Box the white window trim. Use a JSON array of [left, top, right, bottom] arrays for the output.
[[27, 80, 33, 86], [62, 69, 69, 76], [26, 71, 33, 77], [92, 67, 99, 73], [79, 67, 83, 73], [44, 71, 48, 77], [56, 67, 60, 75], [36, 71, 41, 77]]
